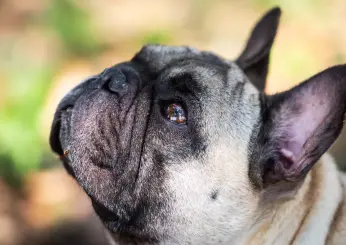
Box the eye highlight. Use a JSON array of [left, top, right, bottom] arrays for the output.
[[163, 102, 187, 125]]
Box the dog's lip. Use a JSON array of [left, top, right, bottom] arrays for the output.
[[50, 76, 99, 155]]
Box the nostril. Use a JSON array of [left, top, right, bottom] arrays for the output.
[[100, 68, 128, 96]]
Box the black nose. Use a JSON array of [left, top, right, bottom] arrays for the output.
[[100, 67, 129, 96]]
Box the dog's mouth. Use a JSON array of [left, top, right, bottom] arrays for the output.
[[49, 63, 163, 240]]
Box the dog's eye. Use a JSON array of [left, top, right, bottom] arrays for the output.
[[163, 103, 187, 124]]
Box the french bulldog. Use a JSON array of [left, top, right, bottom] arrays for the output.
[[49, 7, 346, 245]]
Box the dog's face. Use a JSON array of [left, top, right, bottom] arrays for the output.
[[50, 8, 346, 245]]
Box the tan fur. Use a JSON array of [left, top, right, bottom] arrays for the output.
[[326, 173, 346, 244], [246, 154, 346, 245], [104, 153, 346, 245]]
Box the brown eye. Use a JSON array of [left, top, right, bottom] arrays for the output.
[[165, 103, 187, 124]]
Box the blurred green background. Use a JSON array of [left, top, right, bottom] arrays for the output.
[[1, 0, 346, 244]]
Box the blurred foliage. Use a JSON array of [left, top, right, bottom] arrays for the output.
[[46, 0, 104, 58], [0, 62, 54, 188], [0, 0, 105, 188]]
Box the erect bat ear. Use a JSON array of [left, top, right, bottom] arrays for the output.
[[236, 7, 281, 91], [250, 65, 346, 191]]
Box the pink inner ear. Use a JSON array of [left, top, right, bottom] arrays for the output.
[[263, 65, 346, 183], [280, 85, 332, 170], [279, 148, 296, 168]]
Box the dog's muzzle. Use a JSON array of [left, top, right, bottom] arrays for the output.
[[49, 62, 155, 235]]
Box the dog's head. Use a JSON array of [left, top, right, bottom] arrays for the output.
[[49, 8, 346, 245]]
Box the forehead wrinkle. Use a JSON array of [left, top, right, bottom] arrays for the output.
[[162, 71, 202, 98], [168, 60, 227, 86]]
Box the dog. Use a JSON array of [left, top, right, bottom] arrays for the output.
[[49, 7, 346, 245]]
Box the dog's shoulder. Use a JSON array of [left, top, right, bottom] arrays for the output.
[[326, 157, 346, 245]]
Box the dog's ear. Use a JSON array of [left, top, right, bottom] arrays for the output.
[[236, 7, 281, 91], [250, 65, 346, 193]]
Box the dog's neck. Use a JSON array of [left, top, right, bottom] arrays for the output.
[[245, 154, 343, 245], [103, 154, 343, 245]]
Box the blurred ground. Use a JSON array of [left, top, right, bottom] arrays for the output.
[[1, 0, 346, 244]]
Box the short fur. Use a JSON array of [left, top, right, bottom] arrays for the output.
[[49, 7, 346, 245]]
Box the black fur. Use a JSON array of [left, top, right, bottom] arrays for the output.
[[236, 7, 281, 91]]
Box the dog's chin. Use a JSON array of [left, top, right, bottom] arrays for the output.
[[92, 201, 160, 245], [111, 233, 157, 245]]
